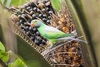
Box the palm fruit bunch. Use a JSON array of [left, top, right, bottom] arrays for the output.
[[49, 42, 85, 67], [10, 0, 85, 67], [10, 0, 54, 46]]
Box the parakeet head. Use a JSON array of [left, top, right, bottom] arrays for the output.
[[30, 19, 42, 28]]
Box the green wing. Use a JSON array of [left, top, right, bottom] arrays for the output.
[[42, 26, 73, 39]]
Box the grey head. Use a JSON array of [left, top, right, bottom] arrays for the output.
[[30, 19, 43, 28]]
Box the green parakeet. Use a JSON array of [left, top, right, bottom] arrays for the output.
[[30, 19, 87, 47]]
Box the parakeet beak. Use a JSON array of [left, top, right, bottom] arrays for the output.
[[30, 23, 34, 27]]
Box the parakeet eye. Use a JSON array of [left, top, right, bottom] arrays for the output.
[[34, 21, 37, 23]]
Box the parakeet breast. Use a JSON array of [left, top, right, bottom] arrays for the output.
[[37, 23, 47, 38]]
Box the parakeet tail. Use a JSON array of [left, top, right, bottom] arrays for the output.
[[57, 37, 88, 44]]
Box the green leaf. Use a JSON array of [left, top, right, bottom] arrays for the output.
[[0, 51, 9, 63], [10, 0, 29, 6], [6, 0, 11, 7], [1, 52, 9, 62], [7, 50, 27, 67], [0, 42, 5, 52], [8, 59, 27, 67], [0, 51, 6, 58], [0, 0, 11, 7], [0, 0, 30, 7], [11, 0, 26, 6], [0, 42, 9, 63], [50, 0, 61, 11]]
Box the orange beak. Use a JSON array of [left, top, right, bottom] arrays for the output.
[[30, 23, 34, 27]]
